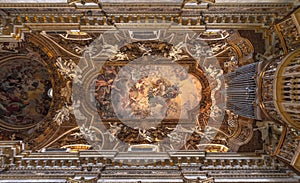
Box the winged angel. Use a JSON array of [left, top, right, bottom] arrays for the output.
[[53, 103, 73, 126], [87, 35, 129, 61], [55, 57, 82, 84]]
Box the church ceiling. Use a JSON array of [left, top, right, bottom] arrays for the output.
[[0, 2, 299, 183], [0, 0, 298, 169], [0, 28, 260, 154]]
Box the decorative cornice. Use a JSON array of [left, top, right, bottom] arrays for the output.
[[0, 1, 296, 40]]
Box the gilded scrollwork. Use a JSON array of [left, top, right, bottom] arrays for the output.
[[224, 48, 239, 73], [226, 110, 239, 134], [272, 127, 300, 170], [276, 15, 300, 53], [226, 31, 254, 66]]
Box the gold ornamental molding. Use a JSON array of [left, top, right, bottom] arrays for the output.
[[274, 7, 300, 55], [0, 1, 296, 41], [66, 177, 98, 183], [273, 125, 287, 156], [275, 24, 289, 55], [68, 0, 98, 5], [292, 7, 300, 34], [257, 60, 283, 123], [273, 50, 300, 130]]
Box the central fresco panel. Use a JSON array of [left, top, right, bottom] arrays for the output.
[[94, 60, 205, 120], [92, 54, 208, 145]]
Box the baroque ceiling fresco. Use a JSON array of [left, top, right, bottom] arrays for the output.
[[0, 29, 258, 153], [0, 57, 52, 128], [0, 0, 299, 182]]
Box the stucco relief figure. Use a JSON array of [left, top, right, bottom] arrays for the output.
[[70, 132, 84, 139], [61, 81, 73, 104], [167, 41, 188, 61], [56, 57, 82, 84], [73, 100, 87, 121], [111, 51, 129, 61], [138, 43, 152, 56], [88, 35, 119, 59], [79, 124, 101, 142], [202, 63, 224, 122], [225, 55, 238, 70], [104, 122, 122, 142], [224, 48, 239, 73], [188, 31, 230, 58], [53, 103, 73, 126], [191, 43, 210, 58], [211, 42, 228, 54], [136, 128, 153, 143]]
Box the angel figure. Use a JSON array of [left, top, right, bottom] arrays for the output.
[[53, 103, 73, 126], [138, 43, 152, 56], [104, 122, 122, 142]]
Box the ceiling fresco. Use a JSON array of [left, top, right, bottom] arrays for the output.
[[0, 28, 261, 154], [0, 57, 52, 130], [0, 0, 297, 156], [51, 29, 259, 153], [0, 1, 299, 182]]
